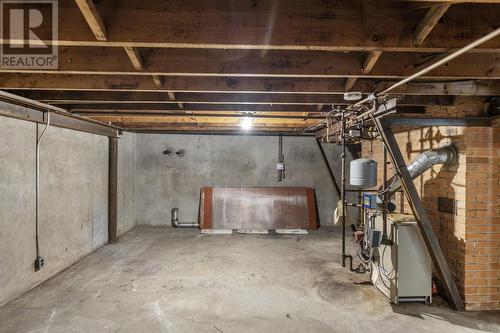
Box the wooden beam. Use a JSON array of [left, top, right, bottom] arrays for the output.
[[1, 48, 498, 80], [152, 75, 163, 88], [11, 0, 499, 53], [69, 105, 332, 113], [2, 76, 499, 96], [74, 112, 323, 120], [346, 49, 383, 91], [394, 0, 500, 3], [74, 0, 175, 97], [119, 124, 309, 132], [167, 91, 184, 109], [13, 91, 453, 106], [414, 4, 452, 46], [74, 0, 107, 41], [344, 78, 357, 92], [347, 0, 447, 92], [86, 115, 317, 126], [362, 51, 383, 74], [167, 91, 176, 101], [123, 47, 166, 90], [123, 46, 143, 71], [5, 39, 496, 54]]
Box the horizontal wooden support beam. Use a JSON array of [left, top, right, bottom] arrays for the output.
[[127, 129, 313, 136], [68, 105, 331, 113], [67, 105, 424, 115], [116, 123, 310, 130], [392, 0, 500, 3], [11, 91, 455, 106], [0, 100, 118, 137], [110, 119, 307, 131], [79, 115, 316, 125], [6, 0, 498, 53], [74, 112, 324, 119], [1, 48, 498, 80], [2, 76, 499, 96]]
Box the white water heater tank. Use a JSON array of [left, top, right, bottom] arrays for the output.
[[350, 158, 377, 187]]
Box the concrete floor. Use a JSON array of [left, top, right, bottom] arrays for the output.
[[1, 227, 499, 333]]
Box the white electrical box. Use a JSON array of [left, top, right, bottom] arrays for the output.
[[370, 214, 432, 304]]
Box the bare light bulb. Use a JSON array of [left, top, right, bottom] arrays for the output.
[[240, 117, 253, 130]]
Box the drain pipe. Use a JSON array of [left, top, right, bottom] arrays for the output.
[[35, 111, 50, 271], [383, 145, 457, 201], [171, 208, 199, 228]]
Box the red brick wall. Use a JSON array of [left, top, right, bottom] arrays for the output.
[[463, 125, 500, 310], [362, 98, 500, 310]]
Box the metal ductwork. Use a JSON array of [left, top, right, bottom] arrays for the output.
[[386, 145, 457, 198], [171, 208, 199, 228]]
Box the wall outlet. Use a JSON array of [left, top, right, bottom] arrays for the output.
[[34, 256, 45, 271]]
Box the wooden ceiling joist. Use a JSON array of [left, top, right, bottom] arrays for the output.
[[2, 77, 499, 96], [3, 0, 498, 133], [345, 0, 452, 92], [69, 105, 332, 113], [1, 48, 498, 80], [12, 91, 454, 107], [8, 0, 497, 53]]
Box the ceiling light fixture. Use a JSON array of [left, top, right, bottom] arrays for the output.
[[240, 117, 253, 131]]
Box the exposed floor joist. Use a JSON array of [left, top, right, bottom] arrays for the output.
[[2, 77, 499, 96], [345, 1, 450, 92], [2, 49, 498, 80], [10, 91, 455, 106], [3, 1, 498, 53], [2, 0, 498, 132]]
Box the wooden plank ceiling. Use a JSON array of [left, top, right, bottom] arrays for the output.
[[1, 0, 499, 133]]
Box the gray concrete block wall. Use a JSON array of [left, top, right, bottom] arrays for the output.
[[135, 134, 352, 226], [0, 116, 109, 307]]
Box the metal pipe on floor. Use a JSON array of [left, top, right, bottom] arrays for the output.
[[108, 137, 118, 243], [171, 208, 199, 228]]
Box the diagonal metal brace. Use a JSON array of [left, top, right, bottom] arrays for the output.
[[373, 112, 465, 311]]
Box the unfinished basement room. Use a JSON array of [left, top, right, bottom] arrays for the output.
[[1, 0, 500, 332]]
